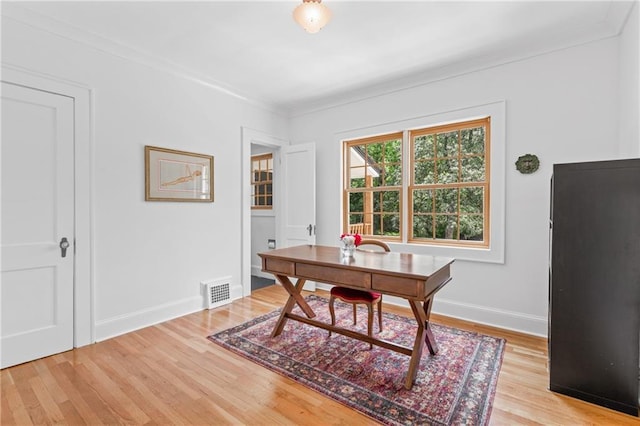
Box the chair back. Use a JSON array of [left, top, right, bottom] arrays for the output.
[[357, 239, 391, 252], [348, 223, 364, 234]]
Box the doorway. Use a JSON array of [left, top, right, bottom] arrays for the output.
[[241, 128, 287, 297], [250, 143, 277, 292], [240, 128, 317, 297]]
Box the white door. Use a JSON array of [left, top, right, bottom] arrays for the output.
[[1, 82, 75, 368], [281, 143, 316, 290]]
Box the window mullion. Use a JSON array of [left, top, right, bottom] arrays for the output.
[[402, 130, 410, 243], [457, 130, 462, 239]]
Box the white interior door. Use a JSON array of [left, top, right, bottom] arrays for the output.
[[281, 143, 316, 290], [1, 82, 75, 368]]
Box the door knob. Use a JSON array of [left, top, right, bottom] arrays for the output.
[[59, 237, 70, 258]]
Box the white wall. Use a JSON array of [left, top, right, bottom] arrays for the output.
[[1, 12, 288, 341], [618, 2, 640, 157], [289, 38, 625, 336], [251, 214, 276, 278]]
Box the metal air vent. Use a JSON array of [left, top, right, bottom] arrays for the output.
[[202, 277, 232, 309]]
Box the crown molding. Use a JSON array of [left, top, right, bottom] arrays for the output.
[[2, 1, 634, 120], [1, 3, 287, 117], [286, 17, 626, 118], [606, 0, 638, 35], [284, 1, 636, 117]]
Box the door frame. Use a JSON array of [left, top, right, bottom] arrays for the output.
[[2, 65, 94, 347], [241, 127, 288, 297]]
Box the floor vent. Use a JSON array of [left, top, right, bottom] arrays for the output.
[[202, 277, 232, 309]]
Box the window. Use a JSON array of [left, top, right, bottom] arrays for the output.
[[409, 118, 490, 246], [344, 133, 403, 237], [343, 117, 490, 248], [251, 153, 273, 209]]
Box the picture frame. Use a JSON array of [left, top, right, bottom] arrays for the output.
[[145, 145, 214, 202]]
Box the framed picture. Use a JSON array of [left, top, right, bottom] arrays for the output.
[[145, 145, 214, 202]]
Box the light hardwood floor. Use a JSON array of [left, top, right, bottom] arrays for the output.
[[2, 285, 639, 425]]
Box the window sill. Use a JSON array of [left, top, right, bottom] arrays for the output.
[[251, 209, 275, 218], [387, 241, 504, 264]]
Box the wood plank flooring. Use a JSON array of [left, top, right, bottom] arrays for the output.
[[2, 285, 639, 425]]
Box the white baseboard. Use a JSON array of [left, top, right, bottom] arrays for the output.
[[315, 283, 547, 337], [95, 296, 206, 342], [433, 298, 548, 337]]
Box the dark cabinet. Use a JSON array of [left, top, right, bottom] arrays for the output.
[[549, 159, 640, 416]]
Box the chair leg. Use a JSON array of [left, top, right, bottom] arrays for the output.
[[367, 303, 374, 350], [377, 298, 383, 332], [329, 295, 336, 337], [352, 304, 357, 325]]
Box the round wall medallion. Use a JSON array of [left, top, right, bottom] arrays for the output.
[[515, 154, 540, 174]]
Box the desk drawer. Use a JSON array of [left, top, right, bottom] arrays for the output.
[[264, 258, 295, 276], [372, 274, 421, 298], [296, 263, 371, 288]]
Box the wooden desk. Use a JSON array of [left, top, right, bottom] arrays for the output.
[[259, 244, 454, 390]]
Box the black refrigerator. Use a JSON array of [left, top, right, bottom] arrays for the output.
[[549, 158, 640, 416]]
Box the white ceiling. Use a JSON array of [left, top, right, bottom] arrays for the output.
[[7, 1, 636, 114]]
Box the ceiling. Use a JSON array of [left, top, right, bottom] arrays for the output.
[[8, 1, 636, 115]]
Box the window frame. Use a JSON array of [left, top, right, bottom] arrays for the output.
[[251, 153, 273, 210], [408, 117, 491, 248], [342, 132, 404, 241]]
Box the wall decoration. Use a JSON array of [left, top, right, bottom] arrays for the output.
[[145, 145, 214, 202], [515, 154, 540, 174]]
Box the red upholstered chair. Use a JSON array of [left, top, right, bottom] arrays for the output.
[[329, 239, 390, 348]]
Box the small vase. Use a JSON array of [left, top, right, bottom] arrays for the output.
[[341, 244, 356, 258]]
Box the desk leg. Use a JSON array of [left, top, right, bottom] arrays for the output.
[[422, 298, 438, 355], [405, 297, 438, 389], [271, 275, 314, 338]]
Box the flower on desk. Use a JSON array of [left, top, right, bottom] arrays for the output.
[[340, 233, 362, 247]]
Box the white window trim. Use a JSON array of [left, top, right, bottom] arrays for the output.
[[337, 100, 506, 264], [251, 209, 276, 218]]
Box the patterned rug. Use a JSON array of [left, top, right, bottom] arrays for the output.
[[208, 295, 505, 426]]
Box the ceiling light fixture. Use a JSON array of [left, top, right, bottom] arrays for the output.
[[293, 0, 332, 34]]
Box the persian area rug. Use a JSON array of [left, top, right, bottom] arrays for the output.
[[208, 295, 505, 426]]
